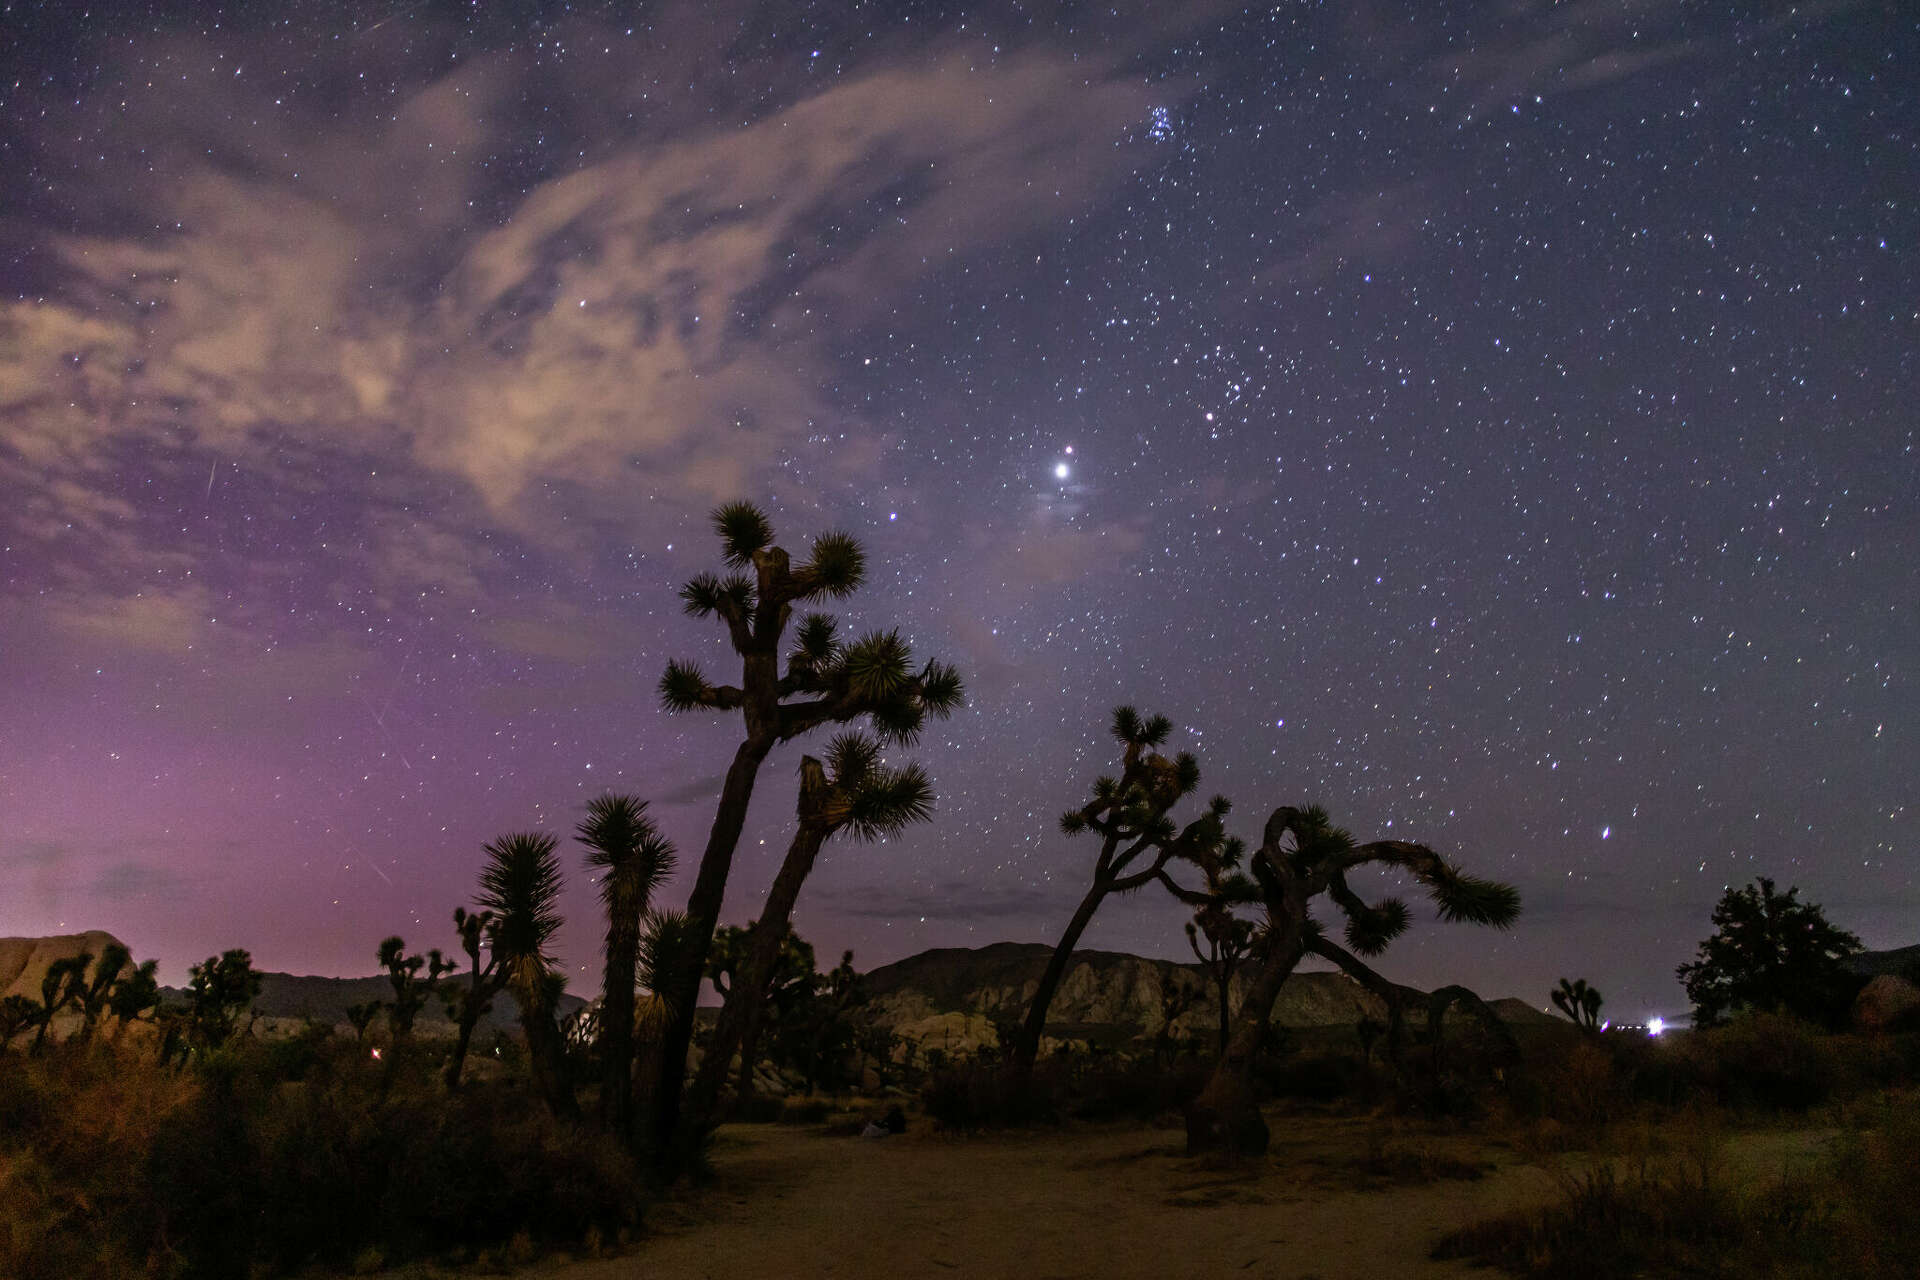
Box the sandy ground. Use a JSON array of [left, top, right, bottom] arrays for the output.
[[521, 1111, 1838, 1280], [518, 1113, 1557, 1280]]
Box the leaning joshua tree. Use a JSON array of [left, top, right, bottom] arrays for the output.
[[1012, 707, 1227, 1075], [1184, 805, 1519, 1155], [688, 731, 937, 1132], [476, 832, 577, 1118], [574, 794, 677, 1141], [651, 500, 961, 1158]]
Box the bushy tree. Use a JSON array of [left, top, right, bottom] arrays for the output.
[[1677, 878, 1863, 1027], [574, 794, 676, 1141], [1186, 805, 1518, 1155], [651, 500, 959, 1159], [707, 923, 820, 1100], [1551, 977, 1604, 1031]]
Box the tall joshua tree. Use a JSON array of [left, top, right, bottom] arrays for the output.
[[1185, 805, 1519, 1155], [1012, 707, 1226, 1075], [574, 794, 676, 1140], [1551, 977, 1604, 1031], [651, 500, 961, 1155], [477, 832, 577, 1118], [689, 732, 935, 1131]]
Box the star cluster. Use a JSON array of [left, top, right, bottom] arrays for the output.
[[1, 1, 1913, 1016]]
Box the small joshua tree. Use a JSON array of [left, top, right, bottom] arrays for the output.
[[1013, 707, 1226, 1075], [1185, 806, 1518, 1156], [346, 1001, 382, 1044], [441, 906, 509, 1087], [28, 952, 91, 1053], [1551, 977, 1604, 1032], [377, 936, 455, 1042], [651, 500, 960, 1159]]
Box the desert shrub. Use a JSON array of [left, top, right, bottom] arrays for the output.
[[0, 1036, 647, 1279], [778, 1097, 832, 1124], [1259, 1051, 1370, 1103], [1688, 1013, 1835, 1111], [921, 1061, 1062, 1131], [1066, 1059, 1209, 1123], [1436, 1093, 1919, 1279]]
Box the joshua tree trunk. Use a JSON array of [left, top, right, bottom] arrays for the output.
[[1013, 881, 1108, 1073], [1184, 915, 1307, 1157], [600, 924, 640, 1138], [690, 818, 828, 1128], [518, 977, 578, 1120], [1215, 969, 1233, 1060], [444, 1009, 480, 1089], [650, 732, 774, 1151]]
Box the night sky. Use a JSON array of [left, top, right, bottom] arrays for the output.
[[3, 1, 1914, 1022]]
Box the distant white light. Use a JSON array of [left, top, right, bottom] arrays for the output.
[[1647, 1016, 1666, 1037], [1054, 463, 1070, 480], [1601, 825, 1611, 839], [1064, 445, 1074, 455]]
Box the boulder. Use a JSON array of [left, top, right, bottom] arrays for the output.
[[1851, 973, 1920, 1034]]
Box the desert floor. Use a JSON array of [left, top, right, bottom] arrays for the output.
[[520, 1110, 1832, 1280]]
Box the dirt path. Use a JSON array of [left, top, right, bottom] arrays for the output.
[[525, 1115, 1573, 1280]]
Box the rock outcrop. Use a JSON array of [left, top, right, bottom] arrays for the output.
[[0, 931, 129, 1003]]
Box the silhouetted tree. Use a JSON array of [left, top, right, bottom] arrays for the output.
[[689, 732, 935, 1131], [346, 1001, 381, 1044], [441, 905, 509, 1088], [72, 941, 131, 1043], [107, 958, 161, 1037], [1185, 806, 1518, 1155], [377, 936, 455, 1042], [1677, 877, 1863, 1027], [184, 949, 263, 1050], [29, 951, 91, 1052], [650, 501, 960, 1161], [1013, 708, 1226, 1074], [1184, 831, 1260, 1060], [1551, 977, 1605, 1031], [574, 793, 676, 1141], [476, 832, 577, 1118]]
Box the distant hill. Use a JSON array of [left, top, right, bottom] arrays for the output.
[[1845, 944, 1920, 978], [856, 941, 1555, 1055]]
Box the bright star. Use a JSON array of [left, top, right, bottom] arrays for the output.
[[1054, 463, 1070, 480]]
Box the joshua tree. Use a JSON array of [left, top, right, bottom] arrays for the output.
[[1551, 977, 1605, 1031], [28, 952, 92, 1052], [689, 732, 934, 1131], [107, 957, 160, 1036], [184, 949, 263, 1050], [651, 500, 961, 1157], [441, 905, 509, 1088], [1184, 833, 1261, 1060], [377, 936, 455, 1042], [476, 832, 577, 1118], [574, 793, 677, 1140], [346, 1001, 382, 1044], [71, 942, 132, 1043], [1012, 708, 1226, 1075], [1184, 806, 1519, 1156]]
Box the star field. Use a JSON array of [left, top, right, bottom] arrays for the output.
[[1, 1, 1913, 1019]]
